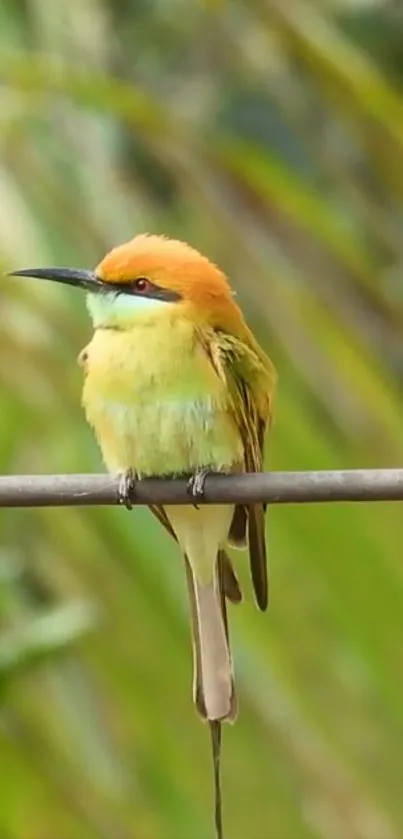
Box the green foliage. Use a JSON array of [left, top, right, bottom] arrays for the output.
[[1, 1, 403, 837]]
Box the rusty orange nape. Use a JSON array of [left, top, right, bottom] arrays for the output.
[[95, 234, 228, 296]]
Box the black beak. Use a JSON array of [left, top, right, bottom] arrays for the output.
[[7, 266, 102, 292]]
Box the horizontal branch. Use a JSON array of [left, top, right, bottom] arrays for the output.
[[0, 469, 402, 508]]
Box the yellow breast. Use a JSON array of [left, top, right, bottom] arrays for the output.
[[80, 317, 243, 476]]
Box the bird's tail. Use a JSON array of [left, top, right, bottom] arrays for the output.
[[184, 550, 237, 723]]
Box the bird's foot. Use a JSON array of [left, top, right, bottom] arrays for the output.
[[118, 469, 137, 511], [187, 468, 211, 509]]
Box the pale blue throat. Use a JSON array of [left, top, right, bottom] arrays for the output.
[[87, 289, 168, 329]]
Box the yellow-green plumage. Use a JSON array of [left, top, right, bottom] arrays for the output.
[[82, 298, 247, 719], [81, 307, 244, 477], [13, 234, 276, 725]]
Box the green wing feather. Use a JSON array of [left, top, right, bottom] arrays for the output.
[[148, 325, 275, 611], [198, 328, 275, 612]]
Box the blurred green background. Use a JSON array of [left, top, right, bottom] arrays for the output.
[[1, 1, 403, 837]]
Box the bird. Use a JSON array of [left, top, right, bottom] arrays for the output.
[[9, 234, 276, 837]]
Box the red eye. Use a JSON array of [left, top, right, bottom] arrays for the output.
[[134, 277, 151, 292]]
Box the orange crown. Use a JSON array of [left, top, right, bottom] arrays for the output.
[[96, 234, 245, 329]]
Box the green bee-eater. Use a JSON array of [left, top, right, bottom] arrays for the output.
[[10, 234, 276, 837]]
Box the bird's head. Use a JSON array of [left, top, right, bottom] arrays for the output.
[[8, 234, 240, 331]]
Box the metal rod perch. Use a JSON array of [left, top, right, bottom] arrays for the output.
[[0, 469, 402, 507]]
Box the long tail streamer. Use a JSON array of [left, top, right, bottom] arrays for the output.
[[210, 720, 223, 839]]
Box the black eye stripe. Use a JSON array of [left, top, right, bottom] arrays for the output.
[[108, 278, 182, 302]]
